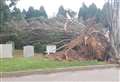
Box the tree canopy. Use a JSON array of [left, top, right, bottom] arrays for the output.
[[25, 6, 48, 19], [56, 6, 66, 18], [78, 3, 88, 20], [0, 0, 18, 32]]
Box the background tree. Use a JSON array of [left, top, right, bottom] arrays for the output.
[[101, 2, 112, 27], [87, 3, 97, 18], [78, 3, 102, 23], [0, 0, 10, 32], [22, 9, 27, 18], [56, 6, 66, 18], [39, 6, 48, 19], [78, 3, 88, 20], [0, 0, 18, 32], [25, 6, 48, 19], [0, 0, 18, 43], [26, 6, 35, 19], [95, 8, 102, 23], [11, 7, 24, 20]]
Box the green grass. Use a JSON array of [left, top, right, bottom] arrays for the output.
[[0, 57, 106, 72]]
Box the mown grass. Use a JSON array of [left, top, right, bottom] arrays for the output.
[[0, 57, 105, 72]]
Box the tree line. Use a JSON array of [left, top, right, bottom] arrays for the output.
[[12, 2, 110, 26], [0, 0, 111, 27]]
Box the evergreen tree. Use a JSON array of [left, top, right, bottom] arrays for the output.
[[26, 6, 35, 19], [25, 6, 48, 19], [0, 0, 17, 32], [11, 7, 23, 20], [22, 9, 27, 18], [101, 2, 112, 27], [78, 3, 88, 20], [95, 8, 102, 23], [56, 6, 66, 18], [87, 3, 97, 18], [39, 6, 48, 19], [78, 3, 103, 23]]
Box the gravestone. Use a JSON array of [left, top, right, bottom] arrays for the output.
[[23, 45, 34, 57], [46, 45, 56, 54], [6, 41, 15, 50], [0, 44, 13, 58]]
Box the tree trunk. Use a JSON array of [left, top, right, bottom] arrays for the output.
[[109, 0, 120, 62]]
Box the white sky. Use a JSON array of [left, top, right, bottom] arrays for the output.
[[17, 0, 105, 17]]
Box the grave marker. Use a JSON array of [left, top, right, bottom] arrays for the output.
[[46, 45, 56, 54], [23, 45, 34, 57], [0, 44, 13, 58]]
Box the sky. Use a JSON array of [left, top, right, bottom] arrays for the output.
[[16, 0, 105, 17]]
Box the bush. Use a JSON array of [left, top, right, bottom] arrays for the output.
[[33, 42, 46, 53]]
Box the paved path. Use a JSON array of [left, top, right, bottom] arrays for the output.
[[1, 68, 120, 82]]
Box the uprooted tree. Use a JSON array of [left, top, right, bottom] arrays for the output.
[[47, 0, 120, 63], [47, 23, 115, 62]]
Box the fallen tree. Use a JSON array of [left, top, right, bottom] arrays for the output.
[[47, 24, 117, 63]]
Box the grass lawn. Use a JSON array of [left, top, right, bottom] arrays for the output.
[[0, 57, 106, 72], [0, 50, 106, 72]]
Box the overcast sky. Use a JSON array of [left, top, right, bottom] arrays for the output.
[[17, 0, 105, 17]]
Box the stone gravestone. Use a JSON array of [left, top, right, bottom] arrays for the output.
[[6, 41, 15, 50], [23, 45, 34, 57], [46, 45, 56, 54], [0, 44, 13, 58]]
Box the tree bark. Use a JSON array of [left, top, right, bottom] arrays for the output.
[[109, 0, 120, 62]]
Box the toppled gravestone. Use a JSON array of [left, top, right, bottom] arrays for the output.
[[23, 45, 34, 57]]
